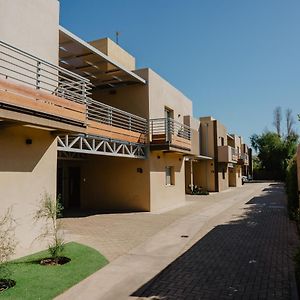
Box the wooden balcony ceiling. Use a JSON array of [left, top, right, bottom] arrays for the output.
[[59, 26, 146, 90]]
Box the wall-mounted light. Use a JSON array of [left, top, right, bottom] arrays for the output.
[[26, 139, 32, 145], [137, 168, 143, 173]]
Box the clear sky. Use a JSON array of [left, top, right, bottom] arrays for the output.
[[60, 0, 300, 144]]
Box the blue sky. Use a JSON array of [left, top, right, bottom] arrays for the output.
[[60, 0, 300, 144]]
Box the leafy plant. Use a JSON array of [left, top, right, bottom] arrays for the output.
[[0, 208, 17, 279], [286, 157, 299, 219], [34, 193, 65, 261], [188, 184, 209, 195]]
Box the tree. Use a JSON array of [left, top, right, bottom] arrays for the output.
[[286, 108, 295, 137], [273, 106, 282, 136], [250, 131, 298, 180]]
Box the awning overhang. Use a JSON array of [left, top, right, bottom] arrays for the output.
[[184, 155, 213, 161], [59, 26, 146, 90]]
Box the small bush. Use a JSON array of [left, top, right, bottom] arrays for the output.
[[34, 193, 65, 261], [0, 208, 17, 279], [286, 157, 299, 218]]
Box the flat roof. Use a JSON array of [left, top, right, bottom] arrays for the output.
[[59, 26, 146, 89]]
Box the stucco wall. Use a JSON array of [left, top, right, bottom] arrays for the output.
[[89, 38, 136, 71], [80, 155, 150, 212], [0, 126, 57, 257], [229, 165, 242, 187], [92, 79, 149, 119], [185, 160, 214, 192], [0, 0, 59, 64], [147, 69, 193, 121], [149, 151, 185, 211], [218, 163, 229, 191]]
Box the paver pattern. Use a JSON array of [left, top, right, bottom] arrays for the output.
[[132, 183, 299, 299], [62, 186, 255, 261]]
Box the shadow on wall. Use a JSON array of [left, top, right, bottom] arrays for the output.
[[0, 126, 54, 172], [131, 183, 298, 299], [150, 152, 183, 173]]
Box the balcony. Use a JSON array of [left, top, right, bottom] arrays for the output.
[[0, 40, 148, 156], [238, 153, 249, 165], [0, 40, 90, 130], [86, 98, 147, 144], [150, 118, 191, 152], [218, 145, 238, 163]]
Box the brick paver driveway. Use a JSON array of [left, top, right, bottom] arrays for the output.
[[132, 183, 299, 299]]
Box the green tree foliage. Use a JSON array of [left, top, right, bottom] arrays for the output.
[[250, 131, 298, 180], [286, 156, 299, 217]]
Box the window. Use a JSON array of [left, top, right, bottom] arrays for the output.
[[165, 166, 175, 186], [220, 137, 224, 146]]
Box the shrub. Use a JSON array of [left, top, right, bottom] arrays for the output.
[[34, 193, 65, 261], [0, 208, 17, 279], [286, 156, 299, 218]]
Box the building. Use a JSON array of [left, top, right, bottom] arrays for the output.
[[0, 0, 251, 256], [185, 116, 250, 192]]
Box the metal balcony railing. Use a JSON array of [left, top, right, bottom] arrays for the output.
[[0, 40, 92, 104], [87, 98, 148, 135], [0, 40, 148, 144], [239, 153, 249, 160], [231, 147, 239, 161], [150, 117, 191, 142]]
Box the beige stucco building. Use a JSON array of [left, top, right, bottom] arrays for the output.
[[0, 0, 251, 256], [185, 116, 250, 193]]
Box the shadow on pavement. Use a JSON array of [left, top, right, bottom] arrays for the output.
[[131, 183, 298, 300]]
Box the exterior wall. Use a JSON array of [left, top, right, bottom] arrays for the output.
[[185, 160, 214, 192], [81, 155, 150, 212], [92, 75, 149, 119], [199, 117, 229, 192], [85, 68, 193, 212], [90, 38, 136, 71], [146, 69, 193, 120], [227, 134, 242, 187], [0, 0, 59, 65], [0, 126, 57, 257], [200, 117, 216, 157], [229, 165, 242, 187], [149, 152, 185, 211], [218, 162, 229, 191], [185, 116, 200, 156]]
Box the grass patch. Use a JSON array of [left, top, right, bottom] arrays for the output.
[[0, 242, 108, 300]]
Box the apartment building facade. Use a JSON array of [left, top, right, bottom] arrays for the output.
[[0, 0, 251, 255], [185, 116, 250, 192]]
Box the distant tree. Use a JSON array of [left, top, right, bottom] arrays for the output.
[[250, 131, 298, 180], [273, 107, 282, 136], [286, 108, 295, 137]]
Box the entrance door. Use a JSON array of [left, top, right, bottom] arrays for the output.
[[68, 167, 81, 208]]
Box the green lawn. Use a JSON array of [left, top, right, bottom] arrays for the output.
[[0, 242, 108, 300]]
